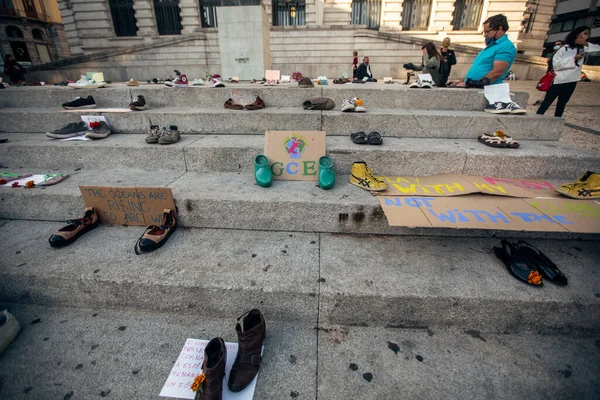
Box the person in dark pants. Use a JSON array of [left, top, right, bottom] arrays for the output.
[[439, 37, 456, 86], [3, 54, 26, 84], [537, 27, 599, 117], [355, 57, 377, 82]]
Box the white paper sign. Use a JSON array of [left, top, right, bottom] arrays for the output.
[[281, 75, 290, 83], [417, 73, 433, 83], [484, 82, 512, 104], [80, 115, 111, 130], [160, 338, 261, 400]]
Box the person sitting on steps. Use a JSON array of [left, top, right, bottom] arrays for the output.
[[355, 57, 377, 82], [403, 42, 445, 87]]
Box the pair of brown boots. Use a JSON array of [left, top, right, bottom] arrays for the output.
[[193, 309, 266, 400]]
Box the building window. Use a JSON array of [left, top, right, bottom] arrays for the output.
[[401, 0, 432, 30], [452, 0, 483, 30], [109, 0, 138, 37], [272, 1, 305, 26], [22, 0, 39, 19], [199, 0, 217, 27], [154, 0, 183, 35], [6, 25, 24, 38], [32, 28, 45, 41], [0, 0, 17, 17], [551, 18, 587, 34], [351, 0, 382, 29]]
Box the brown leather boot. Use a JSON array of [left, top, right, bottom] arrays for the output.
[[228, 309, 266, 392], [194, 337, 227, 400]]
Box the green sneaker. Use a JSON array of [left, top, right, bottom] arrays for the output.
[[318, 156, 335, 190], [158, 125, 181, 145]]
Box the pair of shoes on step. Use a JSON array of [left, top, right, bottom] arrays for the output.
[[192, 309, 266, 399], [224, 97, 265, 110], [48, 208, 177, 254], [46, 121, 111, 140], [146, 125, 181, 144], [350, 131, 383, 145], [493, 240, 567, 287], [341, 98, 366, 112], [254, 155, 335, 190]]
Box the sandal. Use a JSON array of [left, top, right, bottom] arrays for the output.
[[478, 133, 507, 148], [493, 240, 543, 286], [38, 173, 69, 186], [224, 98, 244, 110], [134, 209, 177, 254], [517, 241, 567, 286], [367, 131, 383, 145], [0, 173, 33, 183], [350, 132, 368, 144], [48, 207, 99, 247]]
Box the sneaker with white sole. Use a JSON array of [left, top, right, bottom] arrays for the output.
[[46, 121, 89, 139], [341, 99, 355, 112], [62, 96, 96, 110], [191, 78, 205, 85], [484, 102, 510, 114], [85, 121, 111, 139], [420, 80, 433, 89], [129, 95, 147, 111], [0, 310, 21, 355], [158, 125, 181, 144], [145, 125, 162, 144], [68, 79, 106, 89], [504, 101, 526, 115], [408, 81, 421, 88], [353, 98, 366, 112]]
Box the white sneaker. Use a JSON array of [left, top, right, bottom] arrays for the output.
[[0, 310, 21, 355], [68, 80, 106, 89], [210, 77, 225, 88], [341, 99, 355, 112], [504, 101, 526, 115], [353, 98, 366, 112], [408, 81, 420, 88], [191, 78, 205, 85], [420, 80, 433, 89]]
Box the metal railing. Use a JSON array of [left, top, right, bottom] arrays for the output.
[[351, 0, 381, 29], [154, 0, 183, 35], [272, 1, 305, 26], [452, 0, 483, 30], [109, 0, 138, 37], [401, 0, 432, 30]]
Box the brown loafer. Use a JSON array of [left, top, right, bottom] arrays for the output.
[[193, 337, 227, 400], [224, 98, 243, 110], [228, 309, 266, 392], [48, 207, 99, 247], [244, 96, 265, 110], [134, 209, 177, 254]]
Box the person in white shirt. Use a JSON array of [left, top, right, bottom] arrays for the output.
[[537, 26, 600, 117]]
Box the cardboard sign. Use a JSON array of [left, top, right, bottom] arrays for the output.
[[230, 89, 260, 106], [376, 174, 557, 198], [264, 131, 326, 181], [79, 186, 176, 226], [265, 70, 280, 81], [378, 194, 600, 233], [160, 338, 261, 399]]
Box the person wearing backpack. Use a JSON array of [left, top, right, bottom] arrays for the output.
[[537, 27, 600, 117]]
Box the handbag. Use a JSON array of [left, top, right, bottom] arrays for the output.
[[536, 70, 555, 92]]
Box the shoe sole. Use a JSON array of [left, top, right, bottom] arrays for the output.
[[341, 106, 355, 112], [129, 105, 147, 111], [349, 179, 388, 192], [158, 140, 180, 145], [510, 110, 527, 115], [62, 105, 96, 110], [554, 187, 600, 199], [46, 131, 88, 139], [85, 130, 112, 139], [484, 109, 511, 114]]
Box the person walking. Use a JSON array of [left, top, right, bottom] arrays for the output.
[[3, 54, 26, 85], [533, 40, 562, 106], [537, 27, 600, 117], [439, 37, 457, 86]]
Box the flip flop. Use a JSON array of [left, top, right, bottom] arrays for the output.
[[38, 173, 69, 186], [0, 173, 33, 183], [493, 240, 543, 287], [367, 131, 383, 145], [350, 132, 368, 144], [478, 134, 507, 148], [517, 241, 567, 286]]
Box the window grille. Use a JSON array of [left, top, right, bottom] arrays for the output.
[[272, 1, 305, 26], [199, 0, 217, 27], [154, 0, 183, 35], [401, 0, 432, 30], [452, 0, 483, 30], [351, 0, 382, 29], [110, 0, 138, 36]]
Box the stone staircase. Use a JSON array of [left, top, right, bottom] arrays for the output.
[[0, 83, 599, 400]]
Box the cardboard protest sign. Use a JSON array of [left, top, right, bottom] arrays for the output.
[[230, 89, 261, 106], [265, 69, 280, 81], [525, 198, 600, 233], [160, 338, 261, 400], [264, 131, 326, 181], [80, 186, 175, 226], [377, 174, 558, 198]]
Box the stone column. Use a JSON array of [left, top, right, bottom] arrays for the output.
[[180, 0, 202, 34], [133, 0, 158, 37], [57, 0, 83, 55]]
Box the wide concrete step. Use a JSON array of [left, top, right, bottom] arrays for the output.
[[1, 134, 594, 176], [1, 303, 597, 400], [0, 84, 529, 112], [1, 221, 599, 334], [0, 107, 562, 140], [1, 169, 599, 239]]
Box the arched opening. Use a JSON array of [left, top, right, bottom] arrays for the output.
[[6, 25, 24, 39], [32, 28, 45, 41]]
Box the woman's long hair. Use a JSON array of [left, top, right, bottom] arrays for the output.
[[564, 26, 590, 48], [422, 42, 445, 62]]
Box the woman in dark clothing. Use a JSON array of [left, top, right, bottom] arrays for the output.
[[439, 37, 457, 86], [3, 54, 26, 84]]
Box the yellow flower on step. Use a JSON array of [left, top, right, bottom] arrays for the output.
[[191, 373, 205, 392], [494, 130, 505, 139]]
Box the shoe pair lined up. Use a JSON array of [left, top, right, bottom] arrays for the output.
[[254, 155, 335, 190], [224, 97, 265, 110], [146, 125, 181, 145], [48, 207, 177, 254], [61, 95, 146, 111], [341, 98, 366, 112], [46, 121, 111, 140]]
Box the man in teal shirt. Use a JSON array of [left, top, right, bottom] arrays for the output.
[[448, 14, 516, 88]]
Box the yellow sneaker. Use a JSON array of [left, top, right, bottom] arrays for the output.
[[554, 171, 600, 199], [349, 161, 389, 192]]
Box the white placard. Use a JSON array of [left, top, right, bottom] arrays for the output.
[[484, 82, 512, 104], [80, 115, 111, 130], [160, 338, 261, 400], [417, 73, 433, 83], [280, 75, 290, 83]]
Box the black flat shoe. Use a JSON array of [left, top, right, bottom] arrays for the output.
[[493, 240, 543, 287], [517, 241, 567, 286], [367, 131, 383, 145], [350, 131, 368, 144]]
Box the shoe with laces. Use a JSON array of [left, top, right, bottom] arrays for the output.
[[62, 95, 96, 110], [165, 74, 189, 87], [484, 101, 510, 114], [353, 98, 366, 112], [158, 125, 181, 145], [555, 171, 600, 199], [349, 161, 389, 192], [129, 95, 147, 111], [341, 99, 355, 112], [145, 125, 162, 144], [85, 121, 111, 139], [504, 101, 526, 114], [46, 121, 89, 139]]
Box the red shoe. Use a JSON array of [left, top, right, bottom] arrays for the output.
[[168, 74, 189, 87]]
